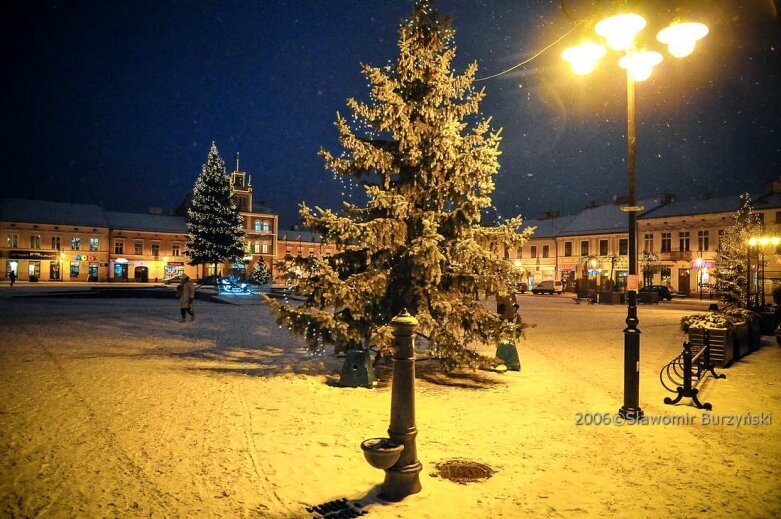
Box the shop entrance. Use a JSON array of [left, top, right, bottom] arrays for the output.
[[28, 261, 40, 281], [678, 268, 691, 295], [50, 262, 61, 280], [114, 264, 128, 281], [134, 266, 149, 282], [88, 263, 99, 282], [7, 261, 18, 279]]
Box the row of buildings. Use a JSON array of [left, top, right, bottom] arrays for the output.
[[2, 163, 780, 296], [0, 165, 336, 284]]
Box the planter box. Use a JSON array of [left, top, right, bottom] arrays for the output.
[[598, 291, 622, 305], [339, 350, 374, 388], [749, 321, 762, 352], [733, 322, 750, 359], [688, 327, 733, 368]]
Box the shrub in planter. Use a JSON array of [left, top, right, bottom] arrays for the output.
[[681, 313, 734, 368]]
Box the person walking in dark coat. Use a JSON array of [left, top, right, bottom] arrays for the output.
[[176, 274, 195, 322], [8, 270, 16, 287]]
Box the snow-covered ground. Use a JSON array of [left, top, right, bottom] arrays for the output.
[[1, 287, 779, 518]]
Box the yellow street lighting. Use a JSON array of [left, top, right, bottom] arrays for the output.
[[760, 237, 770, 246], [748, 237, 758, 246], [595, 13, 646, 51], [561, 41, 606, 75], [772, 237, 781, 246], [618, 50, 663, 81], [657, 20, 709, 58]]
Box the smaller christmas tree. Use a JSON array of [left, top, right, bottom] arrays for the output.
[[715, 193, 761, 307], [250, 260, 272, 286], [185, 142, 246, 280]]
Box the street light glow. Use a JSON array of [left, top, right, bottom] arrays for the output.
[[618, 50, 663, 81], [657, 21, 709, 58], [561, 41, 606, 75], [595, 13, 646, 51]]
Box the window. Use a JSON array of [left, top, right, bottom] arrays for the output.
[[542, 245, 549, 258], [776, 211, 781, 224], [661, 232, 671, 253], [599, 239, 608, 256], [90, 238, 99, 251], [643, 233, 653, 253], [254, 220, 261, 231], [660, 267, 671, 286], [619, 238, 628, 255], [679, 231, 690, 252], [262, 221, 270, 232], [151, 243, 160, 256], [70, 261, 80, 278], [717, 229, 724, 250], [564, 242, 572, 257], [261, 242, 269, 254], [172, 243, 181, 256], [114, 241, 124, 254], [7, 233, 18, 248], [697, 230, 709, 251], [254, 241, 260, 253], [51, 236, 61, 250], [134, 241, 143, 255], [30, 235, 41, 249], [580, 241, 589, 256], [71, 237, 80, 250], [309, 247, 315, 257], [530, 246, 537, 258], [516, 247, 522, 259]]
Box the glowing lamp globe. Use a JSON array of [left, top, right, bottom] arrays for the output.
[[595, 13, 646, 51], [657, 21, 709, 58], [618, 50, 663, 81], [562, 41, 607, 75]]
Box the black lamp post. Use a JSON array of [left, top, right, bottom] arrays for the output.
[[561, 10, 709, 421]]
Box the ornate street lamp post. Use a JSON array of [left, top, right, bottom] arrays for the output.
[[562, 8, 708, 421]]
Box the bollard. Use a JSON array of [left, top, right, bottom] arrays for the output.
[[380, 309, 422, 501]]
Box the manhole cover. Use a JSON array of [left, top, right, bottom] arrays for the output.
[[433, 459, 495, 484]]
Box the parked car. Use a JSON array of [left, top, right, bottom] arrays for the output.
[[514, 282, 529, 294], [532, 280, 563, 295], [638, 284, 674, 301]]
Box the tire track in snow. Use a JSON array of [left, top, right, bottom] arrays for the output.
[[19, 323, 180, 516], [232, 383, 288, 516]]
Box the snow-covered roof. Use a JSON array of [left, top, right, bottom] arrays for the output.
[[522, 215, 576, 239], [755, 192, 781, 210], [0, 198, 109, 227], [557, 198, 662, 237], [105, 211, 188, 233], [638, 195, 741, 220]]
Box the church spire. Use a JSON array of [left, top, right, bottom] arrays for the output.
[[235, 152, 240, 172]]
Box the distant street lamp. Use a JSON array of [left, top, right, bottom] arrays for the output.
[[562, 7, 709, 421]]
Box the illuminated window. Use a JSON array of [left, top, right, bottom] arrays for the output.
[[254, 220, 261, 231], [619, 239, 628, 255], [643, 233, 653, 253], [661, 233, 671, 253], [71, 237, 81, 250], [679, 231, 690, 252], [89, 237, 99, 251], [697, 231, 709, 251]]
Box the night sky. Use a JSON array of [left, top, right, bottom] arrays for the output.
[[2, 1, 779, 227]]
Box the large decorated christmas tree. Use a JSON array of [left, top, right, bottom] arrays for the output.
[[185, 143, 246, 280], [715, 193, 761, 307], [267, 0, 532, 370]]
